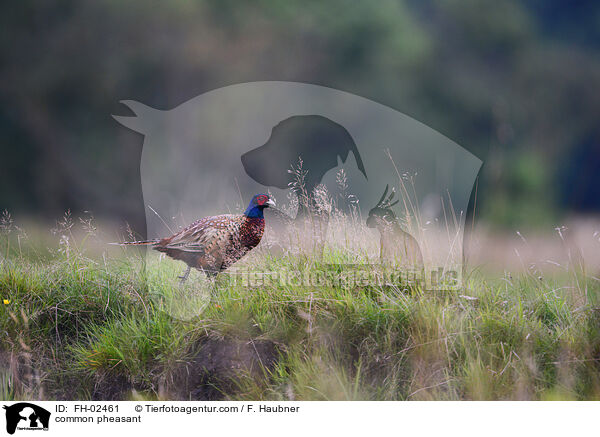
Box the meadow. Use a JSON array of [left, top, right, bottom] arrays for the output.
[[1, 203, 599, 402]]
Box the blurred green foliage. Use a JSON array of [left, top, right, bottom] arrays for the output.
[[0, 0, 599, 229]]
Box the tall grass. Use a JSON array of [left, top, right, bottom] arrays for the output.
[[1, 173, 599, 402]]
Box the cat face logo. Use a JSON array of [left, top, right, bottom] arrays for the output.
[[3, 403, 51, 434]]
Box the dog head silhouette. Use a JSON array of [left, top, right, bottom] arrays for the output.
[[241, 115, 367, 217]]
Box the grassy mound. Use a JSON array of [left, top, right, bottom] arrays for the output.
[[0, 217, 599, 401]]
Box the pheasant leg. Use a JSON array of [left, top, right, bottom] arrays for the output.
[[178, 265, 191, 285]]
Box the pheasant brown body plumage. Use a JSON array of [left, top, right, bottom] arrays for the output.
[[119, 194, 274, 279], [155, 214, 266, 273]]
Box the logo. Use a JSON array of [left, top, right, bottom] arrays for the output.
[[113, 81, 482, 319], [3, 403, 50, 435]]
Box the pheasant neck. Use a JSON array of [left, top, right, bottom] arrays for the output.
[[240, 216, 266, 249], [244, 205, 265, 219]]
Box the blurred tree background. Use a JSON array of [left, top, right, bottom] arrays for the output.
[[1, 0, 599, 232]]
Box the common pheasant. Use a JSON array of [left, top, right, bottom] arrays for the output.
[[118, 194, 275, 281]]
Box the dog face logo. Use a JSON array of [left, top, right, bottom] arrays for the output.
[[3, 403, 50, 434], [241, 115, 367, 218], [242, 115, 367, 190]]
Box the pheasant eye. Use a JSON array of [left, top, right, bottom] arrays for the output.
[[257, 195, 267, 205]]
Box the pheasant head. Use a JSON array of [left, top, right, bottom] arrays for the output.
[[244, 194, 276, 218]]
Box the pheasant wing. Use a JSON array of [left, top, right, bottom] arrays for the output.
[[161, 214, 239, 251], [152, 215, 242, 272]]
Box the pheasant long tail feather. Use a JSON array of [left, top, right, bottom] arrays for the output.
[[109, 239, 160, 246]]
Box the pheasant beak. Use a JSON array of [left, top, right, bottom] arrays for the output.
[[265, 199, 276, 208]]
